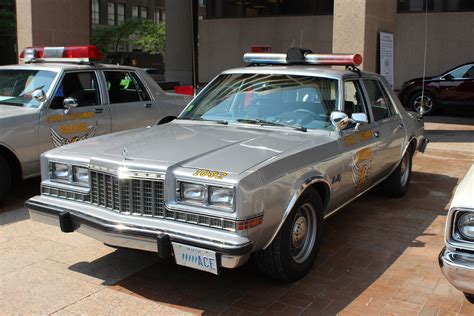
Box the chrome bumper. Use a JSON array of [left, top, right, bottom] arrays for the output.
[[26, 197, 252, 269], [439, 246, 474, 295]]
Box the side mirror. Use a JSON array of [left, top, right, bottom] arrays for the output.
[[330, 111, 368, 130], [32, 89, 47, 102], [351, 113, 368, 124], [63, 97, 78, 114]]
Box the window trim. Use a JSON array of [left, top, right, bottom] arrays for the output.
[[49, 70, 103, 109]]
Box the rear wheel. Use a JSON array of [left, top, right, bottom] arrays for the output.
[[0, 155, 12, 201], [410, 91, 436, 115], [256, 189, 323, 282], [465, 293, 474, 304], [381, 149, 412, 198]]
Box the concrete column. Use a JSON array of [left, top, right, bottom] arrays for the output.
[[165, 0, 193, 85], [16, 0, 90, 52], [333, 0, 397, 72]]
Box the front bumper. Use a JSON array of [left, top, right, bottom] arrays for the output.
[[26, 196, 253, 270], [439, 246, 474, 295]]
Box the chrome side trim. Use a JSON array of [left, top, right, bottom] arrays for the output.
[[263, 177, 331, 250]]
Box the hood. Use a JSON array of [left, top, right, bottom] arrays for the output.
[[0, 104, 37, 119], [60, 122, 334, 174]]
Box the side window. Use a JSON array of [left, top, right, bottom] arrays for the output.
[[51, 71, 100, 109], [130, 72, 151, 101], [447, 64, 474, 79], [363, 80, 393, 121], [344, 80, 367, 117], [104, 71, 146, 104]]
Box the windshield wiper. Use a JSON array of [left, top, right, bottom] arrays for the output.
[[177, 117, 228, 125], [236, 119, 307, 132]]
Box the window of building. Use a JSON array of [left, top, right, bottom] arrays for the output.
[[132, 5, 139, 18], [141, 6, 148, 19], [398, 0, 474, 12], [154, 7, 161, 22], [107, 3, 115, 25], [117, 3, 125, 24], [161, 10, 166, 21], [205, 0, 333, 19], [92, 0, 100, 24]]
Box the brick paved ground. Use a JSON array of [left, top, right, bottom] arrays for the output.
[[1, 114, 473, 315], [111, 116, 474, 315]]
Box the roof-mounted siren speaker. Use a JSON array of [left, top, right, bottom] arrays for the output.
[[286, 48, 313, 64]]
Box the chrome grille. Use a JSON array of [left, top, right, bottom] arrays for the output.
[[90, 171, 165, 217]]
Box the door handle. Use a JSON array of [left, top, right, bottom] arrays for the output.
[[374, 131, 380, 138], [144, 103, 152, 108], [95, 108, 104, 114]]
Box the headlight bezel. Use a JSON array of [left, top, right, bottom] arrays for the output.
[[176, 180, 235, 212], [49, 161, 90, 188], [454, 211, 474, 242]]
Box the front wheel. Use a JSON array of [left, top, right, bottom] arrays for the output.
[[255, 189, 323, 282], [0, 155, 11, 201], [465, 293, 474, 304], [410, 91, 436, 115], [381, 149, 412, 198]]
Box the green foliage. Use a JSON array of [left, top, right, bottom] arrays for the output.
[[92, 18, 166, 58], [134, 20, 166, 55]]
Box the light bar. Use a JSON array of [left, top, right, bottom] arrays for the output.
[[20, 45, 102, 63], [243, 52, 363, 66]]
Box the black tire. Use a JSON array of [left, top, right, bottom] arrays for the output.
[[255, 189, 323, 282], [381, 149, 412, 198], [409, 91, 436, 115], [0, 155, 12, 201], [465, 293, 474, 304]]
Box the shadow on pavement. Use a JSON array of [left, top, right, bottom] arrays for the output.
[[425, 130, 474, 143], [65, 170, 459, 315]]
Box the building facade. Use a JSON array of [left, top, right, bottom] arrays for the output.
[[198, 0, 474, 89]]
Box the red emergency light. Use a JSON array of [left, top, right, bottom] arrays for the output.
[[19, 45, 102, 63]]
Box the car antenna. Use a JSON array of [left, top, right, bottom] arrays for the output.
[[419, 0, 429, 119]]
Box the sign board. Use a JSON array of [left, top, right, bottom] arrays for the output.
[[251, 45, 271, 53], [379, 32, 394, 88]]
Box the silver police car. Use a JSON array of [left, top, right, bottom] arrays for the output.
[[0, 46, 191, 200], [27, 49, 428, 281]]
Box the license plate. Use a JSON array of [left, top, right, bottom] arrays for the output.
[[172, 242, 218, 275]]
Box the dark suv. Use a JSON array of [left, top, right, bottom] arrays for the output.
[[399, 63, 474, 115]]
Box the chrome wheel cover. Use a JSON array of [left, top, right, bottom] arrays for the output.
[[291, 203, 317, 264], [414, 95, 433, 113]]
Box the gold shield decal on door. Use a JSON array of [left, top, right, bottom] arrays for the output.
[[50, 124, 97, 147], [352, 147, 375, 191]]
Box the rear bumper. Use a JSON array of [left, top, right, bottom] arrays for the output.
[[439, 246, 474, 295], [26, 197, 252, 269]]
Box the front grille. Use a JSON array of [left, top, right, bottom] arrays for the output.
[[90, 171, 165, 217]]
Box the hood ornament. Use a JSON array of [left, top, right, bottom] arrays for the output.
[[122, 147, 130, 161]]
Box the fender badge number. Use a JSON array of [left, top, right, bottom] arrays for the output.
[[193, 169, 228, 180]]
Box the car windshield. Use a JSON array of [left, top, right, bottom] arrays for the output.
[[180, 73, 338, 130], [0, 69, 57, 108]]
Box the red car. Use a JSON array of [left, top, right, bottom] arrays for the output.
[[399, 63, 474, 115]]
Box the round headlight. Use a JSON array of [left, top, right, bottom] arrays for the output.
[[180, 182, 206, 202], [51, 162, 69, 181], [458, 212, 474, 240], [209, 186, 233, 207], [72, 166, 89, 186]]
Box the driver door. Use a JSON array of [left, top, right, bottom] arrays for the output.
[[39, 70, 111, 154], [337, 80, 379, 203]]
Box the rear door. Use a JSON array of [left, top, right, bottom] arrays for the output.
[[361, 78, 405, 182], [102, 70, 159, 132], [439, 63, 474, 105], [39, 70, 111, 153]]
